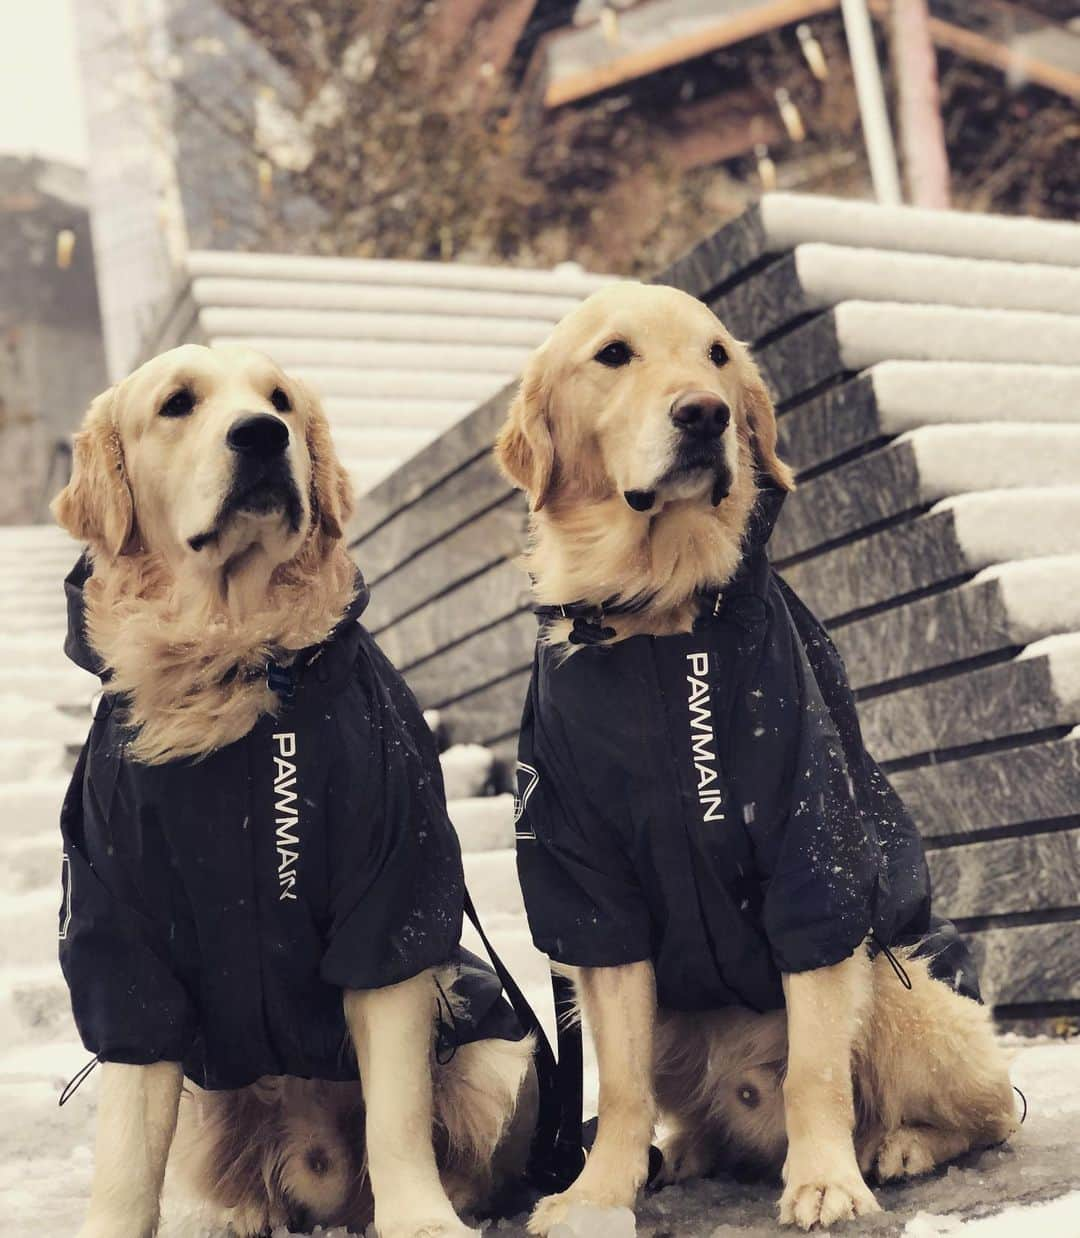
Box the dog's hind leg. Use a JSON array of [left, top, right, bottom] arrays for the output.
[[779, 950, 882, 1230], [857, 952, 1018, 1184], [529, 961, 658, 1236]]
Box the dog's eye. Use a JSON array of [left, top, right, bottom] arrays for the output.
[[594, 341, 634, 368], [710, 342, 729, 368], [270, 386, 291, 413], [160, 388, 196, 418]]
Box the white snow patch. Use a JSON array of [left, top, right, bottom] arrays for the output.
[[439, 743, 496, 800], [933, 488, 1080, 569], [869, 362, 1080, 435], [760, 193, 1080, 267], [795, 245, 1080, 317], [448, 794, 515, 853], [901, 423, 1080, 503], [904, 1190, 1080, 1235], [834, 302, 1080, 371], [1017, 632, 1080, 712], [975, 556, 1080, 646], [549, 1203, 636, 1237]]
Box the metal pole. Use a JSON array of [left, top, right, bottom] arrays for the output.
[[892, 0, 951, 207], [840, 0, 903, 204]]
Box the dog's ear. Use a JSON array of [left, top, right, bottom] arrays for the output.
[[495, 350, 556, 511], [298, 378, 354, 540], [52, 388, 139, 557], [742, 366, 795, 492]]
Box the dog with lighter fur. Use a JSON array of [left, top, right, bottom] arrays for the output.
[[495, 283, 1017, 1233], [53, 344, 533, 1238]]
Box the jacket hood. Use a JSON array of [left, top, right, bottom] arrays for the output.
[[745, 479, 787, 555], [63, 553, 370, 679]]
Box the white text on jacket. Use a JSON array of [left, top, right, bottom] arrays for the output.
[[686, 652, 725, 823], [273, 732, 300, 900]]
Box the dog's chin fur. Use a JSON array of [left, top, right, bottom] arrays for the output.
[[526, 434, 757, 649], [84, 524, 357, 765]]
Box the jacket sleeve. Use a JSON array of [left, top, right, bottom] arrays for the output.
[[513, 687, 652, 969], [58, 740, 196, 1065], [738, 615, 883, 976], [320, 644, 464, 991]]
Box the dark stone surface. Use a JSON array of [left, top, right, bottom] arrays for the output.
[[779, 509, 967, 623], [357, 449, 513, 587], [836, 578, 1013, 693], [893, 736, 1080, 837], [968, 921, 1080, 1005], [363, 494, 528, 633], [754, 311, 846, 405], [776, 373, 882, 477], [380, 560, 532, 673], [928, 829, 1080, 920], [655, 205, 767, 300], [771, 440, 922, 562], [863, 655, 1065, 766], [709, 252, 809, 345], [405, 610, 535, 710], [349, 383, 514, 543], [438, 667, 531, 748]]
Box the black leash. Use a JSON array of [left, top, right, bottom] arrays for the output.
[[463, 889, 585, 1191]]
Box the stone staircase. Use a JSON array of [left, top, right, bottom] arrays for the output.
[[143, 253, 609, 497]]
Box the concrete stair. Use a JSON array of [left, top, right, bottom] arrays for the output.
[[145, 254, 610, 498]]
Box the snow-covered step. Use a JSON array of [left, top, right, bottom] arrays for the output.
[[223, 337, 534, 375], [463, 850, 524, 919], [323, 396, 476, 432], [776, 425, 1080, 562], [0, 668, 96, 707], [716, 245, 1080, 343], [292, 366, 506, 402], [193, 277, 588, 322], [202, 306, 558, 347], [341, 457, 398, 495], [0, 965, 71, 1046], [779, 362, 1080, 478], [758, 192, 1080, 268], [0, 834, 62, 899], [328, 425, 439, 462], [188, 250, 607, 295], [0, 741, 71, 783], [837, 555, 1080, 693], [0, 889, 63, 967], [439, 743, 496, 800], [0, 780, 69, 841], [787, 487, 1080, 625], [448, 795, 514, 853]]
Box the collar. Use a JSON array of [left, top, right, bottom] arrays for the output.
[[534, 587, 726, 647]]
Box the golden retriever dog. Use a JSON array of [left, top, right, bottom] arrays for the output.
[[52, 344, 534, 1238], [494, 283, 1017, 1233]]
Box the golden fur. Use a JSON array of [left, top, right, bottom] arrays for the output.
[[496, 285, 1016, 1234]]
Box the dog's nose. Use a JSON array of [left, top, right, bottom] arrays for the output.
[[227, 413, 289, 457], [670, 391, 730, 438]]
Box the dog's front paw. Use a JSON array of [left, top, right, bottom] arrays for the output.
[[874, 1127, 940, 1182], [656, 1132, 714, 1185], [529, 1195, 636, 1236], [779, 1153, 880, 1230]]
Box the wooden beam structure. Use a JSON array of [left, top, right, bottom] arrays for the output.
[[543, 0, 841, 107]]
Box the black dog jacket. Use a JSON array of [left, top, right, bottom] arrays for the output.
[[58, 558, 522, 1091], [514, 485, 979, 1013]]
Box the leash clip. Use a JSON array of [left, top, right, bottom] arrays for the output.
[[266, 660, 296, 704]]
